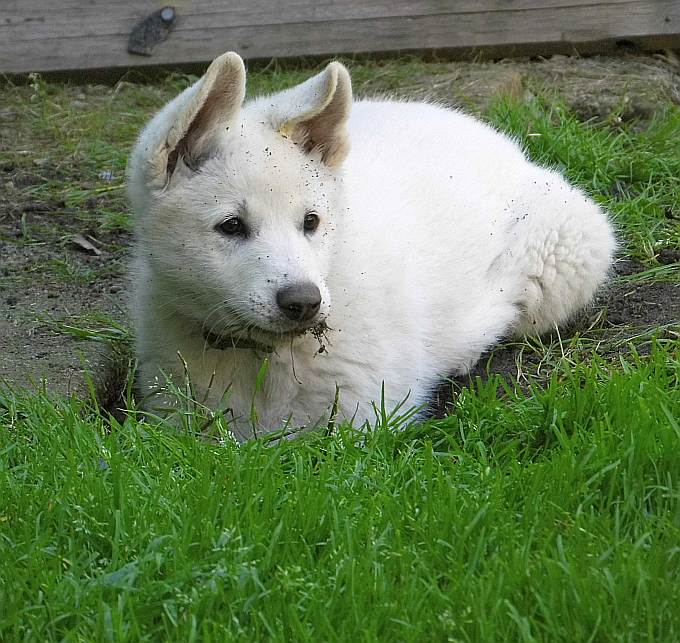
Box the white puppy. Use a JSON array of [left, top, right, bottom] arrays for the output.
[[128, 52, 615, 440]]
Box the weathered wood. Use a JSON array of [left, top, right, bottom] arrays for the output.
[[1, 0, 679, 74]]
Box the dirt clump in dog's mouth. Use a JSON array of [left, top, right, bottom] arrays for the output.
[[309, 320, 331, 355]]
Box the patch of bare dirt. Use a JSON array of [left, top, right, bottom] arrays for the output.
[[0, 170, 129, 396], [370, 53, 680, 121]]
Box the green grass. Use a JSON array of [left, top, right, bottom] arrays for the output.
[[1, 58, 679, 640], [1, 344, 679, 641]]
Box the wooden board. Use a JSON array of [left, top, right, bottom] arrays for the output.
[[2, 0, 680, 74]]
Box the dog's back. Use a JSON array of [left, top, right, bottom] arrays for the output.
[[326, 97, 614, 374]]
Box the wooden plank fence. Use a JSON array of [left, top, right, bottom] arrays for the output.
[[1, 1, 680, 74]]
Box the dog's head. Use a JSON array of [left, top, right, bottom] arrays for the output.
[[128, 52, 352, 346]]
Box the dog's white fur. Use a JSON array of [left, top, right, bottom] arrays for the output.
[[128, 52, 615, 440]]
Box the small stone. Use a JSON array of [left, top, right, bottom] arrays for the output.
[[657, 248, 680, 265]]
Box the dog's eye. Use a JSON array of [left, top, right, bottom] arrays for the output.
[[303, 212, 320, 233], [217, 217, 246, 237]]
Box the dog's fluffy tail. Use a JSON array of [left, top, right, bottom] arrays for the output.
[[502, 167, 617, 336]]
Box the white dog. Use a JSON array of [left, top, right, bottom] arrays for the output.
[[128, 52, 615, 440]]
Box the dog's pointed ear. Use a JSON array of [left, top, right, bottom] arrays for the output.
[[272, 62, 352, 167], [139, 52, 246, 186]]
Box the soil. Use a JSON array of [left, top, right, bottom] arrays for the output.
[[0, 187, 129, 398], [367, 52, 680, 119], [1, 53, 679, 406]]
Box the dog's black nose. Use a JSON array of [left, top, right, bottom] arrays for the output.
[[276, 283, 322, 322]]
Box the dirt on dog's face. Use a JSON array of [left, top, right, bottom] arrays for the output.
[[142, 124, 342, 343], [129, 53, 352, 345]]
